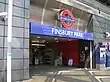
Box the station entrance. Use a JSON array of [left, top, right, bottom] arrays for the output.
[[30, 35, 91, 68]]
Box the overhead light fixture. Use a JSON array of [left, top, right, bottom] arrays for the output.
[[68, 39, 72, 41], [32, 40, 39, 43], [31, 44, 45, 46], [37, 36, 40, 38], [55, 38, 58, 40], [56, 41, 59, 42], [51, 8, 60, 12]]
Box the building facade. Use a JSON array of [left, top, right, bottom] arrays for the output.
[[0, 0, 30, 82], [0, 0, 110, 82]]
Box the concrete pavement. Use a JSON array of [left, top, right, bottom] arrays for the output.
[[23, 65, 110, 82], [87, 68, 110, 82]]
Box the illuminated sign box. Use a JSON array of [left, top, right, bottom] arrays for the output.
[[30, 22, 93, 40]]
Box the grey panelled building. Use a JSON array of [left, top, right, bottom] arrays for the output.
[[0, 0, 30, 82], [0, 0, 110, 82]]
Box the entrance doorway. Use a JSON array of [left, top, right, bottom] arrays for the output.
[[29, 35, 92, 68]]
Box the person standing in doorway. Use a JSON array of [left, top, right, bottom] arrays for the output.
[[80, 50, 86, 67], [84, 47, 90, 68], [59, 52, 63, 66]]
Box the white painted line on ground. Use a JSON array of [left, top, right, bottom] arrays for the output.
[[95, 76, 110, 82], [95, 76, 110, 78], [84, 68, 88, 70], [51, 72, 57, 82], [88, 70, 110, 82], [88, 71, 94, 75], [52, 78, 56, 82], [95, 77, 102, 82]]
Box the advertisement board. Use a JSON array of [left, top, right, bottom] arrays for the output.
[[100, 47, 106, 64], [106, 52, 110, 67]]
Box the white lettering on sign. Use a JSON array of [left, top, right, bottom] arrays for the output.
[[52, 28, 83, 38], [52, 28, 73, 36], [74, 32, 83, 37]]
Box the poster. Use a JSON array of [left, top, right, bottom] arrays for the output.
[[106, 52, 110, 67], [100, 47, 106, 64]]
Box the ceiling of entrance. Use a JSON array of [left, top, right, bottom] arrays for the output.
[[30, 35, 77, 44], [30, 0, 90, 21]]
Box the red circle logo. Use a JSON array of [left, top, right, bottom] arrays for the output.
[[60, 9, 75, 28]]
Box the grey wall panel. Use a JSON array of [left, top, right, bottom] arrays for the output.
[[93, 20, 106, 29], [4, 59, 23, 70], [0, 3, 5, 25], [24, 69, 29, 80], [0, 48, 3, 59], [6, 5, 25, 17], [0, 37, 3, 47], [24, 28, 29, 38], [25, 9, 29, 19], [12, 38, 24, 48], [12, 17, 24, 27], [12, 59, 23, 70], [24, 39, 29, 49], [25, 19, 29, 29], [11, 49, 24, 59], [25, 0, 30, 9], [13, 6, 25, 17], [24, 59, 29, 69], [5, 17, 24, 27], [106, 20, 110, 25], [12, 27, 24, 37], [4, 48, 23, 59], [0, 25, 4, 36], [93, 26, 103, 33], [12, 70, 24, 81], [24, 49, 29, 58], [94, 38, 105, 43], [5, 37, 24, 48], [4, 37, 7, 48], [0, 0, 5, 3], [0, 60, 3, 71], [0, 3, 5, 13], [0, 72, 3, 82], [93, 15, 106, 23], [6, 0, 25, 8]]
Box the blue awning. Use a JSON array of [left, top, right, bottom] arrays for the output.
[[30, 22, 93, 40]]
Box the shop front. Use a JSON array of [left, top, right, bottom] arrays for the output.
[[30, 0, 94, 68], [30, 22, 93, 67]]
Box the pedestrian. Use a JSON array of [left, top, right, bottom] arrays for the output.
[[80, 50, 86, 67], [68, 57, 73, 66], [59, 52, 63, 66]]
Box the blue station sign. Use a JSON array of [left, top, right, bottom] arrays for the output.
[[30, 22, 93, 40]]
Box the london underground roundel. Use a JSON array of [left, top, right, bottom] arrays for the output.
[[60, 9, 75, 28]]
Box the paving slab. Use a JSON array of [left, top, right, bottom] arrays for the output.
[[61, 71, 86, 76], [55, 76, 92, 82], [93, 71, 110, 76], [100, 78, 110, 82]]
